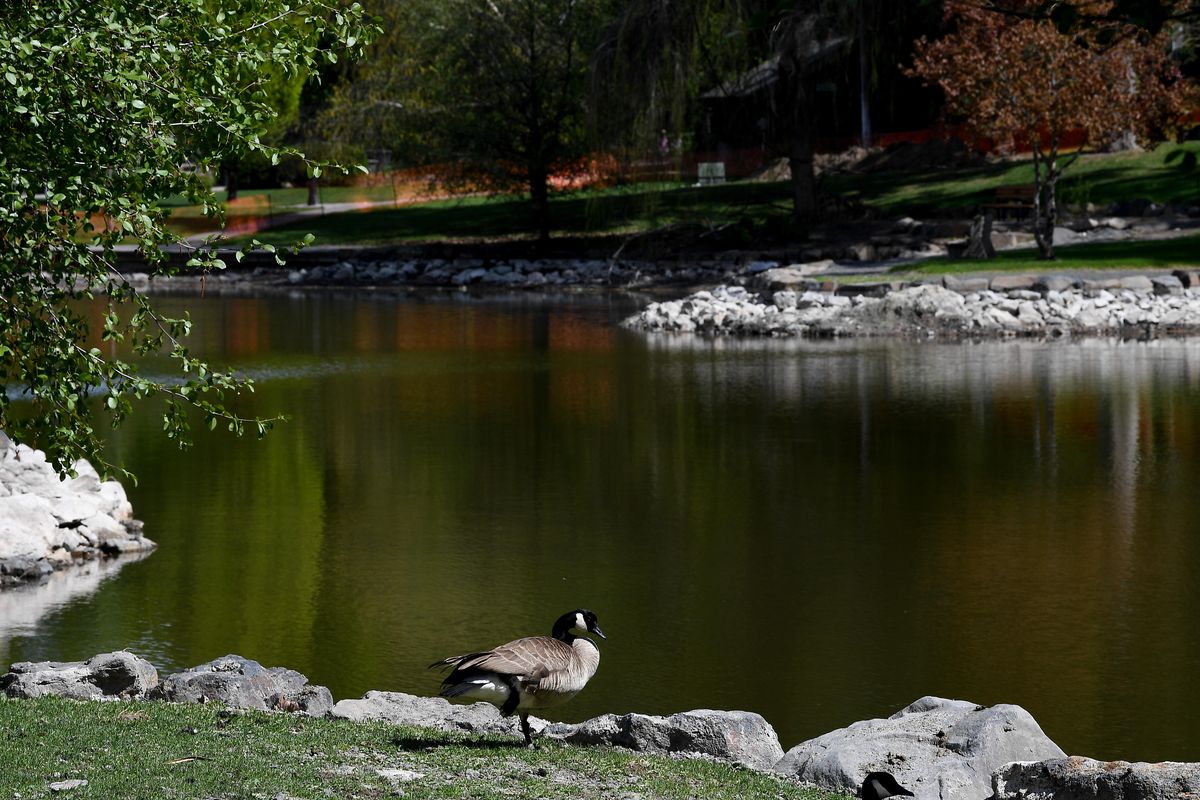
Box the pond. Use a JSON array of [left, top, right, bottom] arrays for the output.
[[4, 288, 1200, 762]]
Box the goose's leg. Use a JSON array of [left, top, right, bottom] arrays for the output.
[[519, 713, 535, 748]]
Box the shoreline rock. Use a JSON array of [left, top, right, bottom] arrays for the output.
[[0, 441, 154, 588], [3, 651, 1195, 800], [623, 276, 1200, 339], [774, 696, 1066, 798], [994, 757, 1200, 799], [151, 654, 333, 716]]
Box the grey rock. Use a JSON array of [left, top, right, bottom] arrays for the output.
[[993, 757, 1200, 800], [330, 690, 525, 736], [1151, 275, 1183, 295], [1053, 227, 1082, 245], [744, 260, 778, 274], [1, 651, 158, 699], [1034, 275, 1077, 293], [990, 275, 1037, 292], [835, 282, 897, 299], [943, 275, 990, 293], [773, 696, 1066, 800], [1119, 276, 1154, 292], [376, 768, 425, 783], [153, 654, 331, 715], [548, 709, 784, 771], [847, 243, 877, 262], [49, 780, 88, 793], [756, 262, 835, 290], [772, 290, 798, 310]]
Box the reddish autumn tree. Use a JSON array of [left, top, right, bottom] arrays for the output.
[[911, 1, 1194, 259]]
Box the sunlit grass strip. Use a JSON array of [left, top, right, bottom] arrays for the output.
[[894, 233, 1200, 275]]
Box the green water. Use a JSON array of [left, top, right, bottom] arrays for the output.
[[4, 289, 1200, 762]]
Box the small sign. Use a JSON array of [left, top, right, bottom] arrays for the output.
[[697, 161, 726, 186]]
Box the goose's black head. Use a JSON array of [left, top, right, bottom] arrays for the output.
[[860, 772, 914, 800], [552, 609, 606, 642]]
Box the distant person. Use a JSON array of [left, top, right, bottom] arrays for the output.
[[659, 129, 670, 159]]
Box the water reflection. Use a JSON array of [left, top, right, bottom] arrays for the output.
[[4, 292, 1200, 763], [0, 553, 154, 657]]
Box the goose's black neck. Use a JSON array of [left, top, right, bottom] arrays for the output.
[[552, 613, 577, 643]]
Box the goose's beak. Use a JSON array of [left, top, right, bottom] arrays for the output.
[[590, 624, 606, 640]]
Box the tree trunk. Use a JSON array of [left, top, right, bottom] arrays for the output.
[[1031, 148, 1053, 260], [858, 0, 873, 149], [224, 166, 239, 203], [965, 212, 996, 259], [787, 127, 817, 224], [307, 178, 319, 206], [529, 164, 551, 242], [1032, 143, 1061, 261]]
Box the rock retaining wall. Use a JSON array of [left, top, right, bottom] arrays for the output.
[[624, 272, 1200, 339]]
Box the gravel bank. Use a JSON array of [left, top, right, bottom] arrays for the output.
[[623, 277, 1200, 339]]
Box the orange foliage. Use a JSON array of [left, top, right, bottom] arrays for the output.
[[910, 1, 1195, 156]]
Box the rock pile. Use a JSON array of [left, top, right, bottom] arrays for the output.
[[0, 441, 153, 587], [624, 275, 1200, 339], [284, 257, 723, 289], [2, 652, 331, 717]]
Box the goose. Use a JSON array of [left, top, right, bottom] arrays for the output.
[[860, 771, 915, 800], [429, 608, 606, 746]]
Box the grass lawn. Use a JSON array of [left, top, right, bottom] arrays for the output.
[[0, 697, 834, 800], [221, 179, 791, 248], [826, 141, 1200, 214], [166, 142, 1199, 248], [894, 232, 1200, 275]]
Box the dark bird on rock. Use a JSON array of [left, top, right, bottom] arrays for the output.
[[860, 771, 915, 800], [429, 609, 606, 746]]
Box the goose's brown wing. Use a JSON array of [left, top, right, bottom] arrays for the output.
[[450, 636, 574, 687]]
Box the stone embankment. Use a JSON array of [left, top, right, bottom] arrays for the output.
[[624, 270, 1200, 339], [0, 439, 153, 587], [5, 650, 1196, 799]]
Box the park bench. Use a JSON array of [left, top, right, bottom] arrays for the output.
[[982, 184, 1036, 218]]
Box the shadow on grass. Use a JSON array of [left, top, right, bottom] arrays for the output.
[[228, 179, 793, 246], [389, 733, 529, 751]]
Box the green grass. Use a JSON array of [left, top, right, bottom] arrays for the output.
[[894, 232, 1200, 275], [222, 179, 791, 247], [0, 697, 836, 800], [826, 142, 1200, 214], [174, 142, 1199, 248]]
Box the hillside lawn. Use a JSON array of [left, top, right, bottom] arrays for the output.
[[893, 232, 1200, 276], [200, 142, 1200, 249], [0, 697, 837, 800]]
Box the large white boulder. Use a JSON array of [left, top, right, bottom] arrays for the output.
[[773, 696, 1066, 799]]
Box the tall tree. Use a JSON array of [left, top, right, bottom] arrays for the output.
[[0, 0, 374, 475], [593, 1, 937, 225], [911, 1, 1195, 259], [595, 1, 847, 223], [322, 0, 611, 241]]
